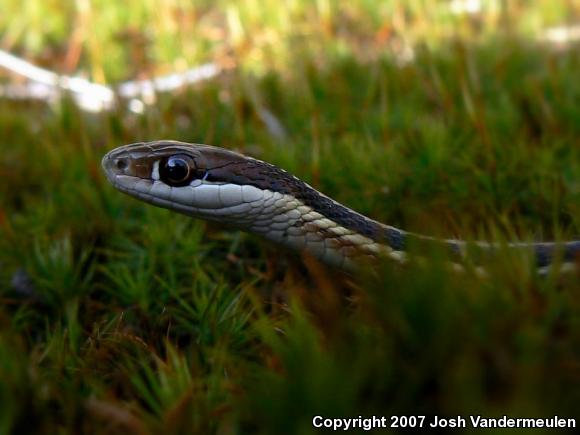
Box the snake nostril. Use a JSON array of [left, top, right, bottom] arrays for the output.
[[115, 158, 128, 171]]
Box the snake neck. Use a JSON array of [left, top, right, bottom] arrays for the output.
[[208, 158, 406, 269], [230, 162, 578, 270]]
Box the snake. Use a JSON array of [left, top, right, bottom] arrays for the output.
[[102, 140, 579, 272]]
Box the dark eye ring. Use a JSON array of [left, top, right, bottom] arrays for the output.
[[159, 154, 197, 187]]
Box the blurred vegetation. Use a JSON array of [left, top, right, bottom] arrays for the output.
[[0, 0, 579, 433]]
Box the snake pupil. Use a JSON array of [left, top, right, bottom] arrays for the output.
[[160, 154, 196, 187], [116, 158, 128, 171]]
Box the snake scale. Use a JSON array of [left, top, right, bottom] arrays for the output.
[[102, 140, 579, 272]]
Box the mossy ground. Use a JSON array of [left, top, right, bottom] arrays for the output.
[[0, 1, 579, 434]]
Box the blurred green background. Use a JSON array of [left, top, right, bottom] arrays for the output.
[[0, 1, 579, 433]]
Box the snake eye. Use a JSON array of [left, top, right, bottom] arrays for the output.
[[159, 154, 197, 187]]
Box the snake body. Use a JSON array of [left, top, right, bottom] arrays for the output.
[[102, 140, 579, 271]]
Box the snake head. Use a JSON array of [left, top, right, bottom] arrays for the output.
[[101, 140, 270, 222]]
